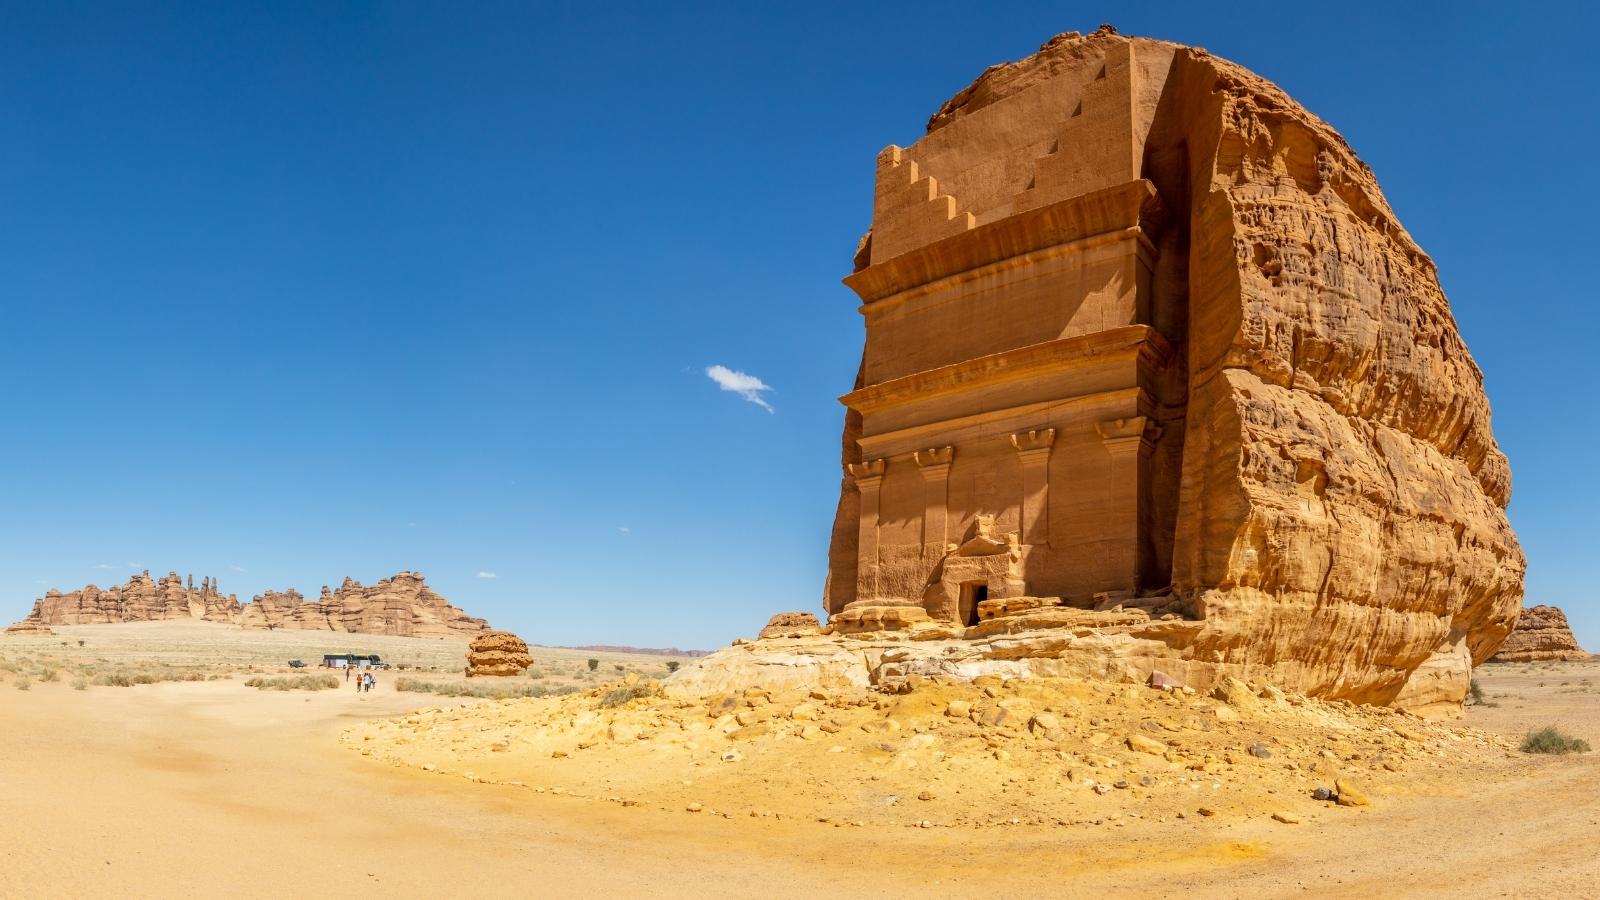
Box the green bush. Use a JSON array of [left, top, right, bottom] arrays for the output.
[[587, 659, 599, 672], [666, 661, 680, 673], [1522, 726, 1590, 754]]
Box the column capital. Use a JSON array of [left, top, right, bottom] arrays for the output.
[[1009, 428, 1056, 454], [914, 446, 953, 477], [1096, 416, 1162, 456], [847, 458, 887, 486]]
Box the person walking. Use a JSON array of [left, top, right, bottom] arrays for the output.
[[354, 666, 363, 693], [364, 670, 375, 693], [345, 663, 351, 683]]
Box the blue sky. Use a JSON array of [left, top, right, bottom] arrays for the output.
[[2, 2, 1595, 650]]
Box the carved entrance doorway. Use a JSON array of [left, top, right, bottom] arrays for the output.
[[959, 582, 987, 626]]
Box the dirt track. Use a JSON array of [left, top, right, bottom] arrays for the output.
[[1, 661, 1596, 897]]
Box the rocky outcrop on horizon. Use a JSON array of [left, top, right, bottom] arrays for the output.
[[8, 570, 489, 640], [1490, 606, 1587, 662], [465, 631, 533, 677]]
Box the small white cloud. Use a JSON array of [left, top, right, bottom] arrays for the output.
[[33, 579, 49, 585], [476, 571, 497, 579], [617, 526, 631, 534], [94, 563, 114, 570], [126, 562, 143, 569], [230, 565, 246, 573], [705, 364, 774, 413]]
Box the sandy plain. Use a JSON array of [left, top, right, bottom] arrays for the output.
[[1, 625, 1596, 898]]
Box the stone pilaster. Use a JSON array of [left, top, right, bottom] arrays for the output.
[[1008, 428, 1056, 545], [847, 458, 887, 601], [914, 446, 954, 553], [1095, 416, 1162, 591]]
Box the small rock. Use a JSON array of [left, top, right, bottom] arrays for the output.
[[790, 703, 819, 721], [1127, 734, 1167, 755], [1271, 811, 1300, 824], [917, 791, 934, 801], [1113, 780, 1130, 790], [686, 802, 703, 813], [1334, 779, 1370, 807], [1093, 784, 1112, 795], [720, 750, 743, 763], [946, 699, 972, 718], [1031, 713, 1061, 733], [1312, 787, 1334, 802], [1197, 807, 1216, 817], [1247, 742, 1272, 759]]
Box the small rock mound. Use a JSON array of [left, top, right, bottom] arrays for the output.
[[1491, 605, 1587, 662], [3, 620, 54, 636], [466, 631, 533, 677], [758, 611, 821, 640]]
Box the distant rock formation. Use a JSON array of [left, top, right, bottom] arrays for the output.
[[12, 571, 241, 627], [466, 631, 533, 677], [1490, 606, 1587, 662], [3, 620, 54, 636], [9, 570, 489, 640], [563, 645, 712, 658]]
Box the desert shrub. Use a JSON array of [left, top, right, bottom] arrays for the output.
[[598, 683, 657, 708], [71, 677, 88, 691], [1467, 680, 1486, 705], [395, 677, 573, 700], [94, 673, 133, 687], [587, 659, 599, 672], [39, 668, 58, 682], [527, 669, 545, 680], [666, 661, 680, 673], [77, 640, 85, 647], [1522, 726, 1591, 754], [244, 675, 340, 691], [14, 677, 31, 690]]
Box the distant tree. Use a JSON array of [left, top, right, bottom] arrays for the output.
[[614, 664, 625, 674], [666, 661, 680, 673], [587, 658, 599, 672]]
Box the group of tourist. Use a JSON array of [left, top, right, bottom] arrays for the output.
[[344, 664, 377, 693]]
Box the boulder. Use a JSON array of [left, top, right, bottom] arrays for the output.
[[465, 631, 533, 677], [1489, 605, 1588, 662], [758, 611, 822, 640]]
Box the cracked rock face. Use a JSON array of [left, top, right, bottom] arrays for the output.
[[1490, 606, 1587, 662], [817, 28, 1523, 714]]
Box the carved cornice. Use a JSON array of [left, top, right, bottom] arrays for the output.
[[840, 325, 1169, 416], [843, 179, 1159, 303], [914, 446, 954, 467]]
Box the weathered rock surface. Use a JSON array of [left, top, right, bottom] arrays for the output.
[[817, 27, 1523, 714], [10, 570, 489, 639], [466, 631, 534, 677], [758, 611, 822, 640], [3, 620, 54, 636], [1490, 606, 1587, 662]]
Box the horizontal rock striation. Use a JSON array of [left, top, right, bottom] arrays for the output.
[[1490, 606, 1587, 662], [9, 570, 489, 639]]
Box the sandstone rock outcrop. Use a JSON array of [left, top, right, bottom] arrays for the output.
[[758, 612, 822, 640], [11, 571, 241, 628], [10, 570, 489, 639], [3, 620, 54, 636], [1490, 606, 1587, 662], [807, 26, 1522, 713], [465, 631, 533, 677]]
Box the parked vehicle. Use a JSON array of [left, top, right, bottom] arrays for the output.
[[287, 659, 306, 668]]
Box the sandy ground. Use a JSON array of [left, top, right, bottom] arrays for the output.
[[2, 651, 1598, 897]]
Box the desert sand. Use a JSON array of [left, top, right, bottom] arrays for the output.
[[1, 627, 1597, 897]]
